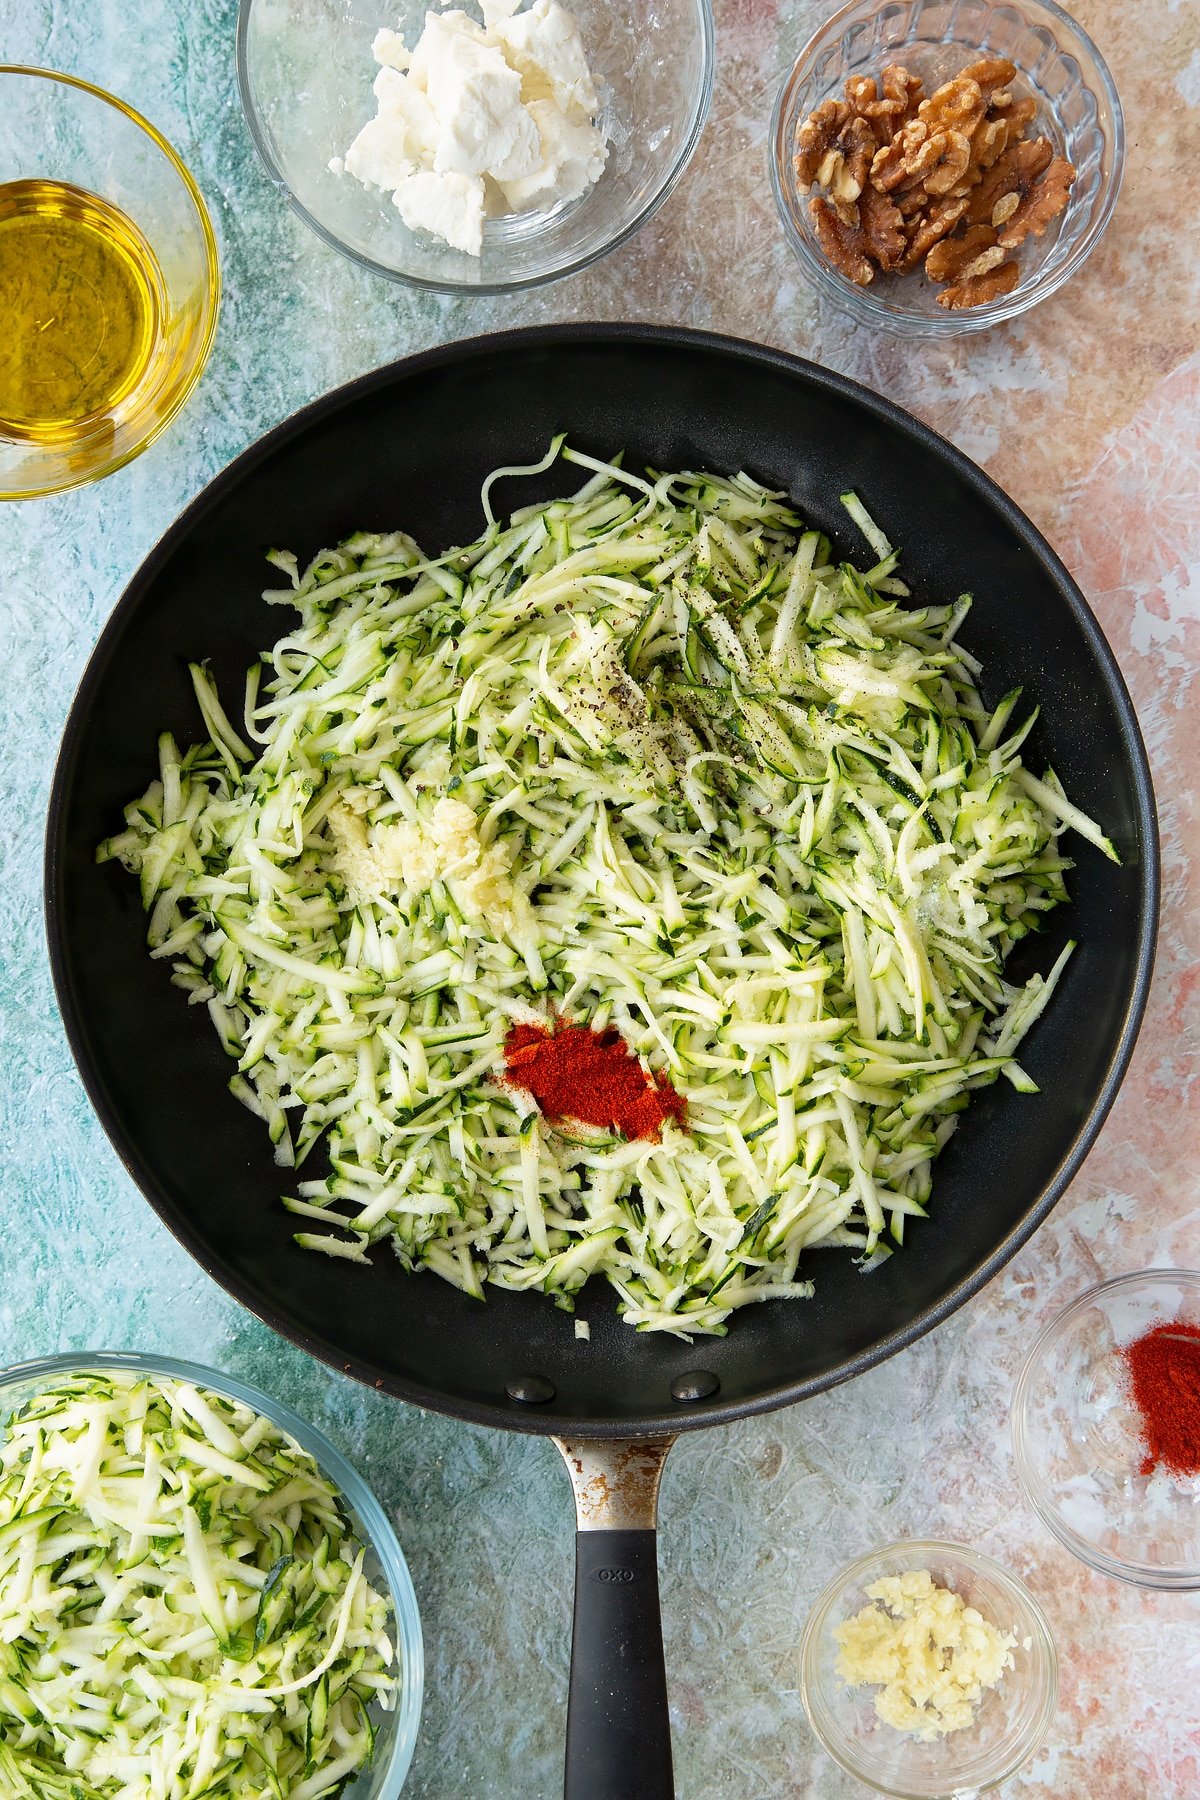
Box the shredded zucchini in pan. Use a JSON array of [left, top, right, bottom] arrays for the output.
[[100, 441, 1116, 1336]]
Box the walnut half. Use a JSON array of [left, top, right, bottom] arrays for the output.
[[924, 223, 999, 283], [997, 154, 1076, 248], [937, 259, 1020, 308], [808, 196, 874, 286]]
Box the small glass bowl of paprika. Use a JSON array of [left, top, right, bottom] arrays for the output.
[[1012, 1270, 1200, 1590]]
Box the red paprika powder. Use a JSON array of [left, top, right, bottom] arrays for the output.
[[1122, 1321, 1200, 1478], [504, 1019, 686, 1142]]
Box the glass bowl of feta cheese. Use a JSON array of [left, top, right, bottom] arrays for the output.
[[237, 0, 715, 291]]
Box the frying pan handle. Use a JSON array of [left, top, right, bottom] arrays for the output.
[[555, 1437, 677, 1800]]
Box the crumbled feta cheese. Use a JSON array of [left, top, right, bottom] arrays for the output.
[[833, 1569, 1017, 1742], [493, 0, 598, 115], [335, 1, 607, 255], [372, 26, 412, 70], [498, 97, 605, 210], [424, 30, 540, 181], [392, 169, 485, 255], [341, 67, 438, 190], [407, 8, 490, 83], [373, 65, 439, 155], [343, 113, 419, 192]]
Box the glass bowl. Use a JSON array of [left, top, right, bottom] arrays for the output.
[[769, 0, 1124, 336], [799, 1540, 1058, 1798], [237, 0, 715, 292], [1012, 1270, 1200, 1590], [0, 67, 220, 500], [0, 1350, 423, 1797]]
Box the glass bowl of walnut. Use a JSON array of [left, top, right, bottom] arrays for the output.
[[769, 0, 1123, 334]]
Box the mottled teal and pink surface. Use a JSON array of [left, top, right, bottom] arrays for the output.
[[1, 1, 1197, 1795]]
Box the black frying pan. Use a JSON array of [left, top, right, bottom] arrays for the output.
[[46, 326, 1157, 1799]]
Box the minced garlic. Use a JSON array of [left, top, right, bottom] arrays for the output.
[[833, 1568, 1016, 1741], [328, 791, 530, 937]]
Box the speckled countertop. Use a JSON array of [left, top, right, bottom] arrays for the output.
[[2, 1, 1198, 1795]]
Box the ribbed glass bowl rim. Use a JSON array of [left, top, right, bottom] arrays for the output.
[[234, 0, 717, 295], [1011, 1268, 1200, 1591], [0, 63, 221, 498], [798, 1538, 1059, 1797], [767, 0, 1125, 335], [0, 1349, 424, 1794]]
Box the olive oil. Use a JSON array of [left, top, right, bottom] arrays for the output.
[[0, 179, 164, 442]]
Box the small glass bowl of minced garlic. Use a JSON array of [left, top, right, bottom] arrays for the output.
[[799, 1541, 1057, 1798], [0, 67, 219, 500]]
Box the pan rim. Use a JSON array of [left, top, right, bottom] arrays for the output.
[[44, 322, 1160, 1437]]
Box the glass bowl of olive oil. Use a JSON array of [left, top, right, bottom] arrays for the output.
[[0, 67, 220, 500]]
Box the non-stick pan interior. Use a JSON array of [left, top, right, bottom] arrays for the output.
[[47, 328, 1157, 1436]]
